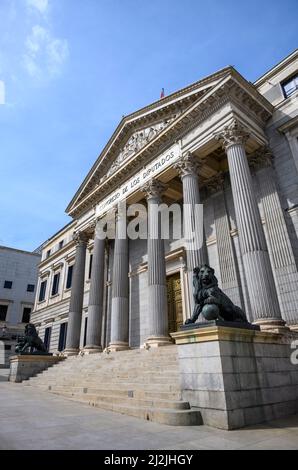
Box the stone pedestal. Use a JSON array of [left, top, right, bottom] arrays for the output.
[[9, 355, 63, 383], [171, 325, 298, 430]]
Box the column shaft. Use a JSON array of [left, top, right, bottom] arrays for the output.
[[174, 152, 208, 320], [142, 180, 171, 346], [84, 230, 106, 352], [65, 233, 88, 354], [109, 211, 129, 351], [216, 120, 285, 330]]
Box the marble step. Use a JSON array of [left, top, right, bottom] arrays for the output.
[[48, 389, 189, 410], [28, 381, 181, 392], [64, 396, 202, 426]]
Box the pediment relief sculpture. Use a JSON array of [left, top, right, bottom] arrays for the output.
[[101, 114, 180, 182]]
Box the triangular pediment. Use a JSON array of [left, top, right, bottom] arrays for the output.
[[103, 114, 181, 181], [66, 67, 236, 216]]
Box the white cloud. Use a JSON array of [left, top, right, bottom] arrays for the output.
[[26, 0, 49, 15], [0, 80, 5, 104], [23, 24, 69, 79]]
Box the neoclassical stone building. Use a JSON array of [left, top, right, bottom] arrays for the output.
[[31, 50, 298, 355]]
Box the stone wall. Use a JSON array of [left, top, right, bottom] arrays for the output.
[[172, 326, 298, 430], [9, 355, 63, 383]]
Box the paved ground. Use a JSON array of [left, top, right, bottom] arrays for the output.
[[0, 373, 298, 450]]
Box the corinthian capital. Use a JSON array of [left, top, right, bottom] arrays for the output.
[[214, 119, 250, 150], [73, 231, 89, 246], [141, 179, 167, 200], [174, 151, 201, 178], [248, 146, 273, 171]]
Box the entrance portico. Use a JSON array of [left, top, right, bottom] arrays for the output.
[[58, 65, 298, 354]]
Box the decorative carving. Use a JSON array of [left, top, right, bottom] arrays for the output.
[[204, 173, 225, 196], [214, 119, 250, 150], [73, 231, 89, 246], [103, 116, 180, 181], [185, 264, 248, 324], [248, 146, 273, 171], [141, 179, 167, 200], [174, 151, 202, 177]]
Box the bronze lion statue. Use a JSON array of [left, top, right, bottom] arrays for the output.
[[185, 264, 247, 324], [15, 323, 47, 354]]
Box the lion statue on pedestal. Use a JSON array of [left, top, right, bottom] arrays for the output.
[[185, 264, 247, 325], [15, 323, 47, 354]]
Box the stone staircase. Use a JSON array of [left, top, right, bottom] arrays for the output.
[[23, 345, 202, 426]]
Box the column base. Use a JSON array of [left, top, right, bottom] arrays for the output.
[[83, 346, 102, 354], [253, 318, 290, 334], [63, 348, 79, 357], [290, 325, 298, 333], [108, 341, 129, 352], [144, 335, 173, 348]]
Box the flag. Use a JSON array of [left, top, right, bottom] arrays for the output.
[[160, 88, 165, 99]]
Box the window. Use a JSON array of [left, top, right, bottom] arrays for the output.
[[66, 265, 73, 289], [4, 281, 12, 289], [46, 249, 51, 258], [0, 305, 8, 321], [58, 322, 68, 351], [88, 254, 93, 279], [51, 273, 60, 296], [5, 345, 11, 351], [22, 307, 31, 323], [282, 74, 298, 98], [59, 240, 64, 250], [27, 284, 35, 292], [44, 327, 52, 352], [83, 317, 88, 347], [38, 280, 47, 302]]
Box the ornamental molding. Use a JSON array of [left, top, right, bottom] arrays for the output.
[[103, 117, 180, 180], [248, 146, 273, 172], [69, 77, 273, 218], [214, 119, 250, 150], [173, 151, 202, 177], [141, 179, 168, 200], [73, 231, 89, 246], [204, 173, 225, 196]]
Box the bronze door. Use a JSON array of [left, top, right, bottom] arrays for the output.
[[167, 272, 183, 334]]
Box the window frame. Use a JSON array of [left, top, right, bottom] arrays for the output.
[[51, 272, 61, 297], [0, 304, 8, 322], [65, 265, 74, 290], [282, 73, 298, 99], [38, 279, 47, 302], [22, 307, 32, 324], [4, 280, 12, 289]]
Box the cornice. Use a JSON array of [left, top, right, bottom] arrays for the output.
[[254, 49, 298, 87], [278, 115, 298, 133], [69, 74, 273, 219], [66, 69, 233, 215], [38, 240, 75, 269]]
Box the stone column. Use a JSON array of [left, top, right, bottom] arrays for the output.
[[207, 174, 244, 311], [174, 152, 208, 317], [109, 208, 129, 351], [64, 232, 89, 355], [251, 149, 298, 330], [215, 120, 286, 331], [84, 221, 106, 353], [141, 179, 171, 346]]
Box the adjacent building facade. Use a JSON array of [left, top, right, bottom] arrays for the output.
[[31, 50, 298, 355], [0, 245, 41, 364]]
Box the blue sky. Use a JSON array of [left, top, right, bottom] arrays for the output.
[[0, 0, 297, 251]]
